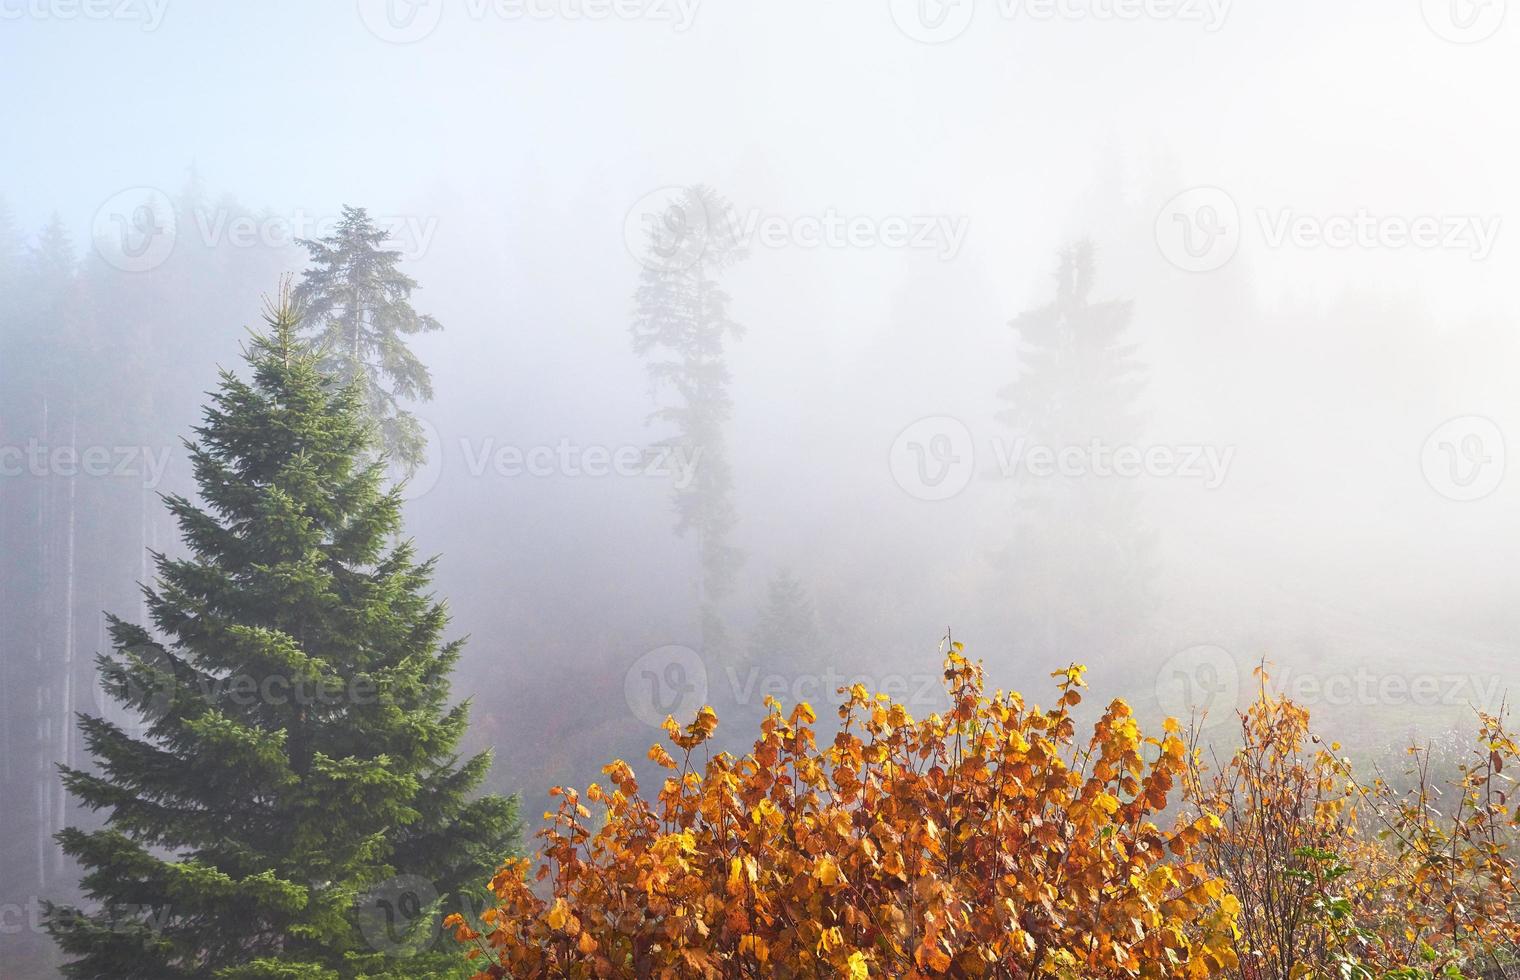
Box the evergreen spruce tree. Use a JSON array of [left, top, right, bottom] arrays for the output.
[[293, 206, 440, 474], [629, 185, 747, 653], [729, 569, 821, 731], [996, 241, 1153, 662], [747, 569, 818, 671], [43, 288, 517, 979]]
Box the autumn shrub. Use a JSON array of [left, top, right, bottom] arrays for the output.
[[1180, 668, 1363, 979], [449, 646, 1240, 978], [1183, 667, 1520, 980]]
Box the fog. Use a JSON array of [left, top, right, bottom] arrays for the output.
[[3, 1, 1518, 973]]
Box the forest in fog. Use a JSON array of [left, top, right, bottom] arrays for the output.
[[3, 2, 1520, 977]]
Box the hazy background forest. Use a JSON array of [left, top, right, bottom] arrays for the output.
[[3, 1, 1519, 975]]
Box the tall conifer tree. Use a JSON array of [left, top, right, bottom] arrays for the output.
[[44, 289, 516, 979], [748, 569, 818, 671], [996, 242, 1153, 662], [294, 206, 440, 473], [630, 185, 746, 652]]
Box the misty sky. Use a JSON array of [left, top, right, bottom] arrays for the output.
[[4, 0, 1518, 742], [5, 1, 1516, 313]]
